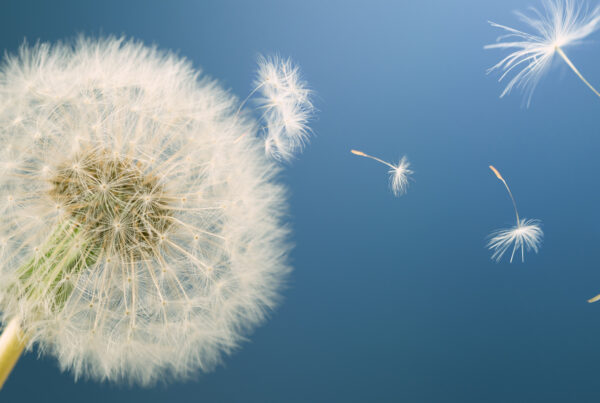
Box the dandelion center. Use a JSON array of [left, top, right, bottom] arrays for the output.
[[49, 147, 172, 260]]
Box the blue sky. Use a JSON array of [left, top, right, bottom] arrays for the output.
[[3, 1, 600, 401]]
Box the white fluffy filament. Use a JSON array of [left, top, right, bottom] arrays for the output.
[[255, 55, 314, 161], [351, 150, 413, 197], [487, 166, 543, 263], [485, 0, 600, 105]]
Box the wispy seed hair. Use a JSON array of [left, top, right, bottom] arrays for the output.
[[255, 55, 314, 161]]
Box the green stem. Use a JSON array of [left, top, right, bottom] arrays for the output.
[[0, 317, 27, 390], [0, 221, 99, 387]]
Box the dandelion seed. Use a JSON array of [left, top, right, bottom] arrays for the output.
[[0, 37, 294, 387], [255, 55, 314, 161], [588, 293, 600, 303], [487, 165, 543, 262], [485, 0, 600, 105], [351, 150, 413, 196]]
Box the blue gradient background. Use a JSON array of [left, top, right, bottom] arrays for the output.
[[2, 0, 600, 402]]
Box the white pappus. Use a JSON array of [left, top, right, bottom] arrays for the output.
[[254, 55, 314, 162], [485, 0, 600, 105], [487, 165, 543, 263]]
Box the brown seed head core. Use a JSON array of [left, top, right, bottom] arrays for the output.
[[49, 147, 172, 261]]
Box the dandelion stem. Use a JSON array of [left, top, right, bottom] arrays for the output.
[[0, 317, 27, 389], [0, 222, 98, 389], [351, 149, 396, 170], [489, 165, 520, 224], [233, 82, 267, 144], [556, 46, 600, 99]]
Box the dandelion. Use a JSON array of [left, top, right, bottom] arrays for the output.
[[0, 37, 297, 387], [485, 0, 600, 105], [254, 55, 314, 161], [351, 150, 413, 196], [487, 165, 543, 262]]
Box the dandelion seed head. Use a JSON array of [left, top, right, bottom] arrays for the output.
[[485, 0, 600, 105], [255, 55, 314, 161], [487, 218, 543, 263], [0, 37, 290, 385], [48, 146, 173, 259]]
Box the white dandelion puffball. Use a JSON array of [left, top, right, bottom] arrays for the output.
[[0, 37, 291, 385], [485, 0, 600, 105]]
